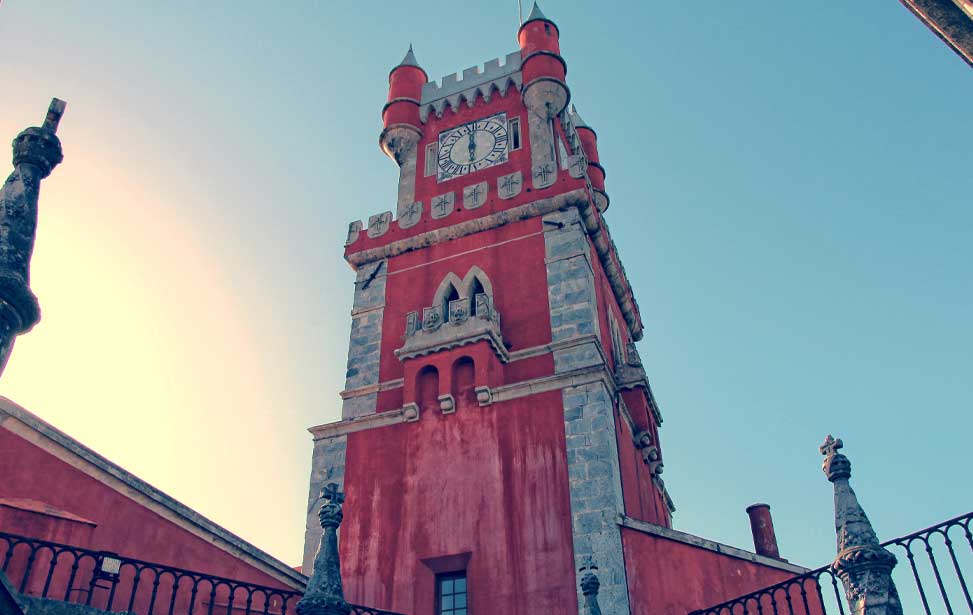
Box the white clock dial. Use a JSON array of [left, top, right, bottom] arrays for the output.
[[437, 113, 509, 182]]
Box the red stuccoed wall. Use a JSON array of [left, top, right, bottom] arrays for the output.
[[622, 527, 802, 615], [340, 388, 578, 615], [0, 426, 296, 595]]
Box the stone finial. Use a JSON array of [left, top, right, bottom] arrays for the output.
[[820, 436, 902, 615], [578, 559, 603, 615], [297, 483, 351, 615], [0, 98, 66, 376]]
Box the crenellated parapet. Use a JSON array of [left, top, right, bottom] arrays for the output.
[[419, 52, 523, 121]]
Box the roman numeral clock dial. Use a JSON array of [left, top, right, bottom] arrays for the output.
[[437, 113, 509, 182]]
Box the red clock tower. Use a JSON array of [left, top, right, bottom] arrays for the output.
[[303, 5, 801, 614]]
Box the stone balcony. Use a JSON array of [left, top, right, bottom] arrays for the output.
[[396, 293, 508, 362]]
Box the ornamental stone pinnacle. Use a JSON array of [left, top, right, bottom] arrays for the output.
[[0, 98, 66, 376], [820, 435, 903, 615], [297, 483, 351, 615]]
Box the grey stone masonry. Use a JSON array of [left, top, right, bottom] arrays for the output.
[[545, 208, 602, 372], [547, 208, 630, 615], [302, 435, 347, 575], [563, 383, 631, 615], [342, 261, 387, 419]]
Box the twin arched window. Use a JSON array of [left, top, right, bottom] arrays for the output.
[[432, 267, 493, 321]]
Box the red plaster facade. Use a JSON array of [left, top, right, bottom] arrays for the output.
[[306, 4, 805, 615]]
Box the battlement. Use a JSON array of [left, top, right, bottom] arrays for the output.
[[419, 51, 523, 121]]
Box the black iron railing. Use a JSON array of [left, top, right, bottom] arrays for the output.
[[0, 532, 404, 615], [689, 511, 973, 615]]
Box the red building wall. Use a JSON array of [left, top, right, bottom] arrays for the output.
[[0, 404, 302, 613]]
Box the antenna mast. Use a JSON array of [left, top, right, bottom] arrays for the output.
[[518, 0, 523, 25]]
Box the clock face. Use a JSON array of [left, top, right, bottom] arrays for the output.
[[437, 113, 509, 182]]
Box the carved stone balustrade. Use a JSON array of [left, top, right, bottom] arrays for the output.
[[396, 293, 508, 362]]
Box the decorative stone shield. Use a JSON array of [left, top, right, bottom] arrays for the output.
[[463, 182, 488, 210], [430, 192, 455, 219], [367, 211, 392, 238], [397, 201, 422, 229], [345, 220, 363, 245], [474, 293, 492, 319], [532, 161, 557, 189], [405, 311, 419, 336], [422, 306, 443, 331], [567, 155, 588, 179], [449, 298, 470, 324], [497, 171, 522, 200]]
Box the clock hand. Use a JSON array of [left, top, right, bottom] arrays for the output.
[[468, 131, 476, 162]]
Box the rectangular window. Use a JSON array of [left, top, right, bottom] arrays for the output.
[[508, 117, 521, 151], [437, 572, 468, 615], [424, 142, 437, 177]]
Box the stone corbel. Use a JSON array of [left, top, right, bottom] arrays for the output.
[[402, 402, 420, 422], [474, 386, 492, 407], [438, 394, 455, 414]]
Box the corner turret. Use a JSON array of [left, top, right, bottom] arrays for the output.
[[381, 45, 427, 165], [569, 105, 609, 211], [517, 2, 569, 119]]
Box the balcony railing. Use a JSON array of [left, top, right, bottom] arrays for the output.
[[689, 511, 973, 615], [0, 531, 404, 615]]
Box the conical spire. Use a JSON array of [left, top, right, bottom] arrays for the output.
[[389, 44, 426, 80], [569, 105, 591, 131], [524, 2, 549, 25], [398, 44, 420, 70]]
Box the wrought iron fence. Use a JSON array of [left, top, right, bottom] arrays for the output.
[[0, 531, 404, 615], [689, 511, 973, 615]]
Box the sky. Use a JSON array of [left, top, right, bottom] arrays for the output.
[[1, 1, 971, 573]]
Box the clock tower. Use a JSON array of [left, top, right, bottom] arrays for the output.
[[304, 4, 800, 615]]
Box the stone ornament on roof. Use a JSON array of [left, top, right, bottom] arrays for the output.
[[0, 98, 66, 377], [820, 435, 903, 615], [297, 483, 350, 615]]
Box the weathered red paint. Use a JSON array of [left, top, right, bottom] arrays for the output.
[[622, 528, 800, 615], [746, 503, 781, 559], [342, 390, 577, 615]]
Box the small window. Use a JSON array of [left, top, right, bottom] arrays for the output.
[[437, 572, 468, 615], [508, 118, 521, 151], [424, 142, 438, 177]]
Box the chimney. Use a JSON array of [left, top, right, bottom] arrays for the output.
[[746, 503, 781, 559]]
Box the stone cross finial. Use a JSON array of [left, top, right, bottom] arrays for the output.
[[0, 98, 66, 377], [297, 483, 351, 615], [43, 99, 66, 133], [820, 436, 902, 615]]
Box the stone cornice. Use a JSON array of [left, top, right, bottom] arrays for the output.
[[899, 0, 973, 67], [346, 189, 644, 341], [617, 515, 808, 574], [0, 397, 307, 590]]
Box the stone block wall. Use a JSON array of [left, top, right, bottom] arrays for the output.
[[545, 207, 631, 615], [302, 435, 347, 575], [342, 260, 387, 418]]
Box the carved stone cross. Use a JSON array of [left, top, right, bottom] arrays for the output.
[[321, 482, 344, 506], [819, 434, 843, 458]]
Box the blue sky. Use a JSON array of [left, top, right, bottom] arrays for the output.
[[1, 1, 970, 570]]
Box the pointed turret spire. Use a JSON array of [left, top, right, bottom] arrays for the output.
[[389, 44, 427, 81], [398, 44, 420, 70], [520, 1, 558, 36], [569, 105, 591, 132], [524, 2, 549, 26]]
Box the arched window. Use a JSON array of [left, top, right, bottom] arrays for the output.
[[442, 284, 460, 322], [470, 277, 486, 315], [452, 356, 475, 406], [416, 365, 439, 413]]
